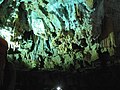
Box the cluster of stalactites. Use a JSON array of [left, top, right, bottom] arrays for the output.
[[0, 0, 116, 70]]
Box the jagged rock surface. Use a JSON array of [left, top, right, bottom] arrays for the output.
[[0, 0, 115, 70]]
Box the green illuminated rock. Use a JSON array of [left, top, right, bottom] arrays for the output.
[[0, 0, 115, 70]]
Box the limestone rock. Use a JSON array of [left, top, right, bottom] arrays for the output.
[[0, 0, 115, 70]]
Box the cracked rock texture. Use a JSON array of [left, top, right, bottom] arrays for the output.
[[0, 0, 116, 70]]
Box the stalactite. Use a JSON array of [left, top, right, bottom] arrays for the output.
[[100, 17, 116, 56], [1, 0, 116, 70]]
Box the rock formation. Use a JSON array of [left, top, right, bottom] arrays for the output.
[[0, 0, 116, 70]]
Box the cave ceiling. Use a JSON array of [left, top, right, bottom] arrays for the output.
[[0, 0, 115, 70]]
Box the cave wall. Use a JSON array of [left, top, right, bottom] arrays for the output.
[[108, 0, 120, 58], [0, 0, 116, 70]]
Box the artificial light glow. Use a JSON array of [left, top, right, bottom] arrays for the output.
[[0, 28, 20, 51], [0, 0, 4, 4], [57, 86, 62, 90]]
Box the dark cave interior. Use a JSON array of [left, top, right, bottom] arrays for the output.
[[0, 0, 120, 90]]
